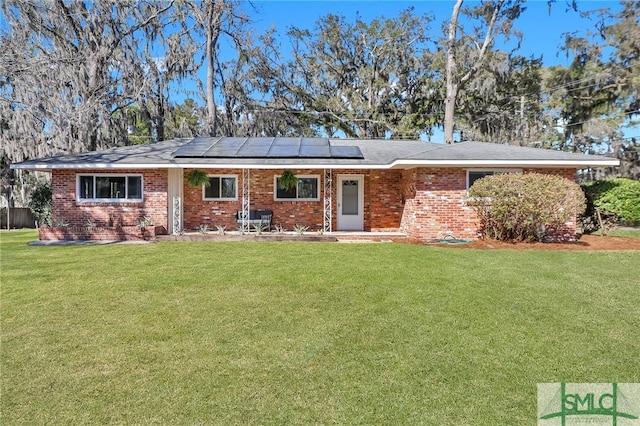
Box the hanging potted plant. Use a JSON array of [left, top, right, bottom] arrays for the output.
[[186, 169, 210, 187], [279, 169, 298, 191]]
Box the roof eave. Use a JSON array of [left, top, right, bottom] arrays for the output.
[[10, 158, 620, 171], [10, 163, 181, 171], [390, 159, 621, 169]]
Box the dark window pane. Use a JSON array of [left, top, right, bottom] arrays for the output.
[[204, 177, 220, 198], [79, 176, 94, 199], [127, 176, 142, 199], [81, 175, 141, 200], [95, 177, 125, 198], [221, 177, 236, 198], [468, 171, 495, 188], [96, 177, 111, 198], [111, 177, 126, 198], [276, 178, 296, 198], [298, 178, 318, 199]]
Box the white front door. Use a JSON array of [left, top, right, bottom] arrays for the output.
[[337, 175, 364, 231]]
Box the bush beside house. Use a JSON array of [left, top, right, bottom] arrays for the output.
[[580, 178, 640, 232], [28, 181, 52, 227], [468, 173, 586, 242]]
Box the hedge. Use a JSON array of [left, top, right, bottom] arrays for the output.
[[580, 178, 640, 231], [468, 173, 586, 242], [28, 181, 52, 228]]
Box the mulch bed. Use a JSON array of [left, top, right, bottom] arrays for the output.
[[438, 234, 640, 251]]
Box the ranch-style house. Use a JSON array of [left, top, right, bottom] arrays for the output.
[[10, 137, 619, 241]]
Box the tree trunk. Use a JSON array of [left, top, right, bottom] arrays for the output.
[[444, 82, 459, 144], [205, 0, 223, 137], [156, 89, 165, 142], [206, 28, 217, 137], [444, 0, 509, 144], [444, 0, 464, 144]]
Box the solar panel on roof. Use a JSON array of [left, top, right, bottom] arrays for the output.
[[330, 146, 364, 159], [237, 144, 271, 157], [172, 137, 364, 159], [272, 137, 301, 146], [245, 137, 274, 145], [267, 145, 300, 157], [299, 145, 331, 157], [172, 137, 220, 157], [301, 137, 328, 146], [220, 137, 247, 146]]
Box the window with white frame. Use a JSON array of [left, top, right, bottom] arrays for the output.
[[466, 169, 522, 190], [77, 174, 143, 202], [275, 175, 319, 201], [203, 175, 237, 200]]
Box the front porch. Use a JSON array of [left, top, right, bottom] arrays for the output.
[[172, 168, 407, 236], [157, 229, 409, 243]]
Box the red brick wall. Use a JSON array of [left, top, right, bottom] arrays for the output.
[[363, 169, 404, 231], [39, 225, 158, 241], [182, 168, 242, 231], [50, 169, 168, 231], [400, 167, 579, 241], [182, 168, 405, 232], [183, 168, 328, 231], [400, 168, 478, 240], [48, 166, 579, 241]]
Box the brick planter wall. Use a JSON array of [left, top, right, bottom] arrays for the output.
[[38, 225, 159, 241]]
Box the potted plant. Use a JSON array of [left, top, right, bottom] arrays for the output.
[[279, 169, 298, 191], [137, 216, 155, 240], [186, 169, 210, 187]]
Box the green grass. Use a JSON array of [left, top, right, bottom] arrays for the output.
[[2, 230, 639, 424], [592, 227, 640, 239]]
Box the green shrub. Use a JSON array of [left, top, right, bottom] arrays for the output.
[[28, 181, 52, 227], [468, 173, 586, 242], [581, 179, 640, 230]]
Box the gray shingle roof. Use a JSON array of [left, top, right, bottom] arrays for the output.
[[11, 137, 619, 170]]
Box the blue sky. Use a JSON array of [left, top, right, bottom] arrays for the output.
[[245, 0, 621, 67], [4, 1, 630, 140], [176, 0, 621, 103], [183, 0, 632, 141]]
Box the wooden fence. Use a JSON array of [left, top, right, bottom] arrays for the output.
[[1, 208, 36, 229]]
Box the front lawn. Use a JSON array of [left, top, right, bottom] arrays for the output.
[[593, 227, 640, 239], [2, 230, 639, 424]]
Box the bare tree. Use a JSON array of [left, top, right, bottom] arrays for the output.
[[270, 9, 436, 139], [0, 1, 180, 207], [172, 0, 251, 137], [0, 1, 173, 156], [443, 0, 525, 143]]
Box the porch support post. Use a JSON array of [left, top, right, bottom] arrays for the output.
[[323, 168, 332, 233], [168, 168, 183, 235], [241, 168, 250, 233], [172, 196, 182, 235]]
